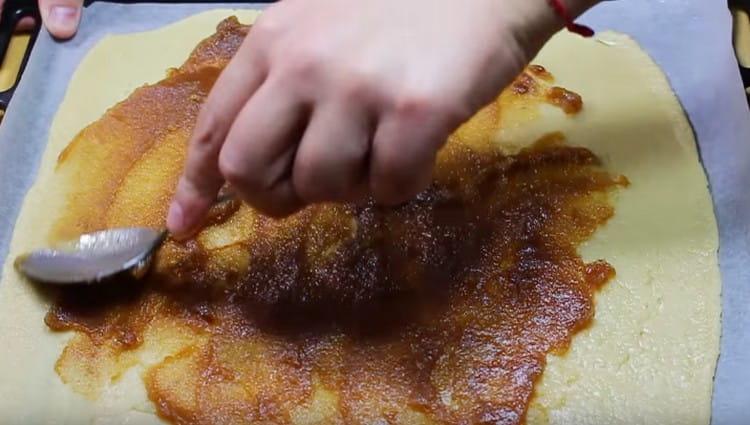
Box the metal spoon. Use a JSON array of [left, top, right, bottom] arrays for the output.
[[14, 193, 235, 286], [14, 227, 168, 285]]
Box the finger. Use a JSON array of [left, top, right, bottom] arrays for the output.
[[39, 0, 83, 40], [16, 17, 36, 32], [167, 36, 267, 238], [370, 110, 454, 205], [218, 79, 307, 218], [292, 101, 371, 203]]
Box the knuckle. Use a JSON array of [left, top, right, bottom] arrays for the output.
[[338, 68, 380, 102], [192, 110, 225, 148], [392, 90, 443, 121], [251, 11, 284, 40], [218, 152, 258, 192], [339, 78, 368, 103], [392, 90, 468, 125], [217, 153, 243, 185], [282, 45, 326, 80], [392, 91, 431, 117]]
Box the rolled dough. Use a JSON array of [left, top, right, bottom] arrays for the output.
[[0, 9, 720, 425]]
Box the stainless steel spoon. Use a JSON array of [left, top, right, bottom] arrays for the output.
[[14, 227, 168, 285], [14, 193, 235, 286]]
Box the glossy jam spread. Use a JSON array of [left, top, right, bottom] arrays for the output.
[[44, 17, 628, 425]]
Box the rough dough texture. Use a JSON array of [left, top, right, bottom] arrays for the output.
[[0, 10, 720, 425]]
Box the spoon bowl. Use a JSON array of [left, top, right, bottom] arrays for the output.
[[14, 227, 167, 285], [14, 191, 236, 286]]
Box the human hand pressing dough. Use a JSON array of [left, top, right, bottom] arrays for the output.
[[168, 0, 600, 237]]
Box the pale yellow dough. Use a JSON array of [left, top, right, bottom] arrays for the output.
[[0, 10, 720, 425]]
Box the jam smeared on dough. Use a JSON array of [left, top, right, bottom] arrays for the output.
[[546, 86, 583, 115], [44, 17, 628, 425]]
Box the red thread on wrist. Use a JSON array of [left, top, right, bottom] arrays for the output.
[[547, 0, 595, 37]]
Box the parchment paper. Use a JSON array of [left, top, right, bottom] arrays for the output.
[[0, 2, 747, 424]]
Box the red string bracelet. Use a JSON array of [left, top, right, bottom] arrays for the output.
[[547, 0, 595, 38]]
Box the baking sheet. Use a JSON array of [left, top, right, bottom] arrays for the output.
[[0, 1, 747, 423]]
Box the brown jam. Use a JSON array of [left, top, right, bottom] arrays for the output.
[[528, 64, 553, 81], [45, 18, 628, 425], [546, 86, 583, 115]]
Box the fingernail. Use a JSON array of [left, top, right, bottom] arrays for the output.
[[49, 5, 78, 27], [166, 202, 184, 234]]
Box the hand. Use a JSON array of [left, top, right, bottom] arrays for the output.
[[168, 0, 598, 237], [0, 0, 82, 39]]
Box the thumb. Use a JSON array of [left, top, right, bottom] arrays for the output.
[[39, 0, 82, 40]]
